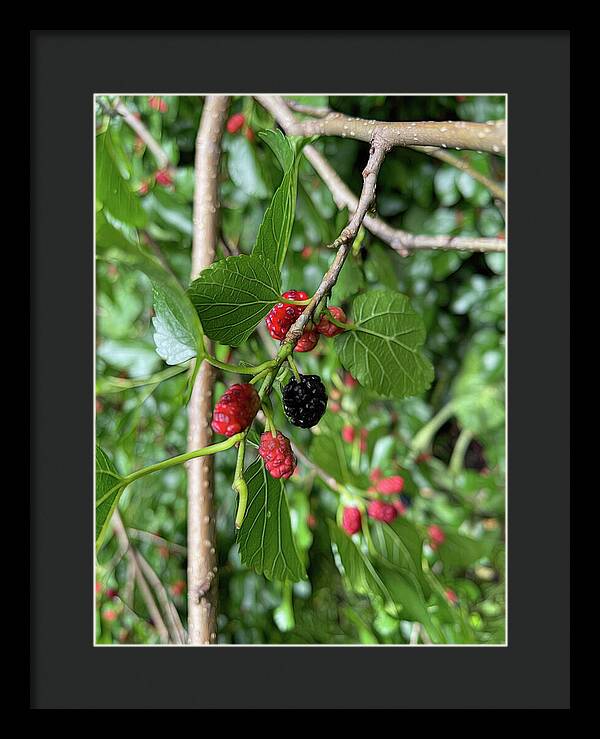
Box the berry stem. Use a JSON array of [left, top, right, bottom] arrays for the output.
[[232, 436, 248, 529], [322, 312, 357, 331], [449, 427, 473, 477], [261, 402, 277, 438], [204, 355, 276, 375], [122, 433, 243, 487], [287, 355, 301, 381], [281, 298, 311, 306]]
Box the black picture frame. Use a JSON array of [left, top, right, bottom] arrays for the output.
[[30, 30, 570, 709]]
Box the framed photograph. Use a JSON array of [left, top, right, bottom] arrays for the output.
[[31, 30, 570, 709]]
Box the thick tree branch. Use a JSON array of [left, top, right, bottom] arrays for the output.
[[114, 98, 171, 170], [187, 95, 230, 645], [285, 99, 506, 201], [256, 95, 506, 155], [258, 96, 505, 256]]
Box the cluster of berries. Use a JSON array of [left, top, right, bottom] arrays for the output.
[[341, 473, 412, 535], [211, 375, 328, 480], [265, 289, 347, 353], [138, 168, 174, 196], [226, 113, 255, 142]]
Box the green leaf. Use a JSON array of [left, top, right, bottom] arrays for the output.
[[437, 531, 490, 571], [453, 330, 505, 434], [95, 446, 126, 549], [96, 131, 146, 227], [335, 290, 434, 399], [329, 523, 435, 635], [237, 459, 306, 582], [96, 213, 204, 365], [225, 135, 269, 198], [187, 254, 281, 346], [310, 430, 370, 490], [253, 133, 308, 270], [370, 518, 430, 595]]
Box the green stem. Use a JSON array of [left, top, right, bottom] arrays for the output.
[[261, 402, 277, 437], [449, 428, 473, 477], [282, 298, 311, 306], [204, 356, 275, 376], [409, 401, 455, 460], [287, 355, 301, 381], [123, 433, 243, 486], [324, 313, 357, 331]]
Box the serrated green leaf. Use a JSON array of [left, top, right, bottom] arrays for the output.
[[95, 446, 125, 549], [335, 290, 434, 399], [237, 459, 306, 582], [253, 133, 308, 270], [310, 431, 370, 490], [226, 135, 269, 198], [187, 254, 281, 346], [96, 213, 204, 365], [370, 518, 430, 595], [96, 132, 146, 227]]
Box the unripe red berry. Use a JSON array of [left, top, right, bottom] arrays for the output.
[[343, 372, 359, 388], [428, 524, 445, 550], [148, 96, 168, 112], [138, 181, 149, 196], [258, 431, 296, 479], [367, 500, 398, 523], [416, 452, 431, 463], [155, 169, 173, 187], [329, 401, 341, 413], [301, 245, 313, 259], [342, 506, 362, 535], [103, 609, 117, 622], [392, 499, 407, 516], [295, 328, 319, 353], [105, 588, 118, 599], [445, 588, 458, 605], [376, 476, 405, 495], [211, 383, 260, 437], [170, 580, 186, 597], [307, 514, 317, 529], [370, 468, 382, 484], [342, 425, 355, 444], [226, 113, 245, 134], [95, 581, 103, 595], [315, 306, 347, 337], [245, 127, 255, 143], [265, 290, 308, 340]]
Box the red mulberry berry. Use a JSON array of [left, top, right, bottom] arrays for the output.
[[367, 500, 398, 523], [258, 432, 296, 479], [370, 468, 382, 484], [265, 290, 308, 340], [445, 588, 458, 605], [316, 306, 347, 337], [148, 96, 168, 112], [342, 507, 362, 535], [245, 127, 255, 142], [344, 372, 359, 388], [342, 426, 355, 444], [392, 499, 407, 516], [226, 113, 245, 134], [428, 524, 445, 550], [155, 169, 173, 187], [295, 328, 319, 353], [138, 181, 149, 196], [211, 383, 260, 437], [376, 476, 405, 495]]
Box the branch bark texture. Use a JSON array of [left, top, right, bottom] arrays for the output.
[[257, 95, 506, 155], [187, 95, 230, 645], [257, 96, 505, 255]]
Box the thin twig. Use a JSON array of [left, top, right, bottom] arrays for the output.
[[114, 98, 171, 170], [187, 95, 230, 646], [256, 95, 506, 155], [256, 96, 505, 256], [127, 527, 187, 556], [283, 138, 389, 346], [136, 551, 187, 644], [112, 511, 170, 644]]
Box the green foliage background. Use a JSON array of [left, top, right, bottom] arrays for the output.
[[95, 95, 505, 645]]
